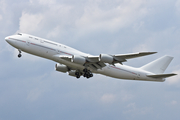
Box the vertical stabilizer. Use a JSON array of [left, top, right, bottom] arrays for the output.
[[140, 56, 173, 74]]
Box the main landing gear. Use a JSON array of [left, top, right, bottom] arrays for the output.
[[75, 68, 93, 79], [18, 49, 22, 58], [75, 71, 82, 79], [83, 68, 93, 79]]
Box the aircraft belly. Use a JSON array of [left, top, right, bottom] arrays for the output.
[[97, 66, 137, 79]]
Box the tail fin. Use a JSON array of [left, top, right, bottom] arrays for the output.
[[140, 56, 173, 74]]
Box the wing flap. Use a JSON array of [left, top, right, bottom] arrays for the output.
[[147, 73, 177, 78], [85, 62, 106, 70], [88, 64, 98, 70]]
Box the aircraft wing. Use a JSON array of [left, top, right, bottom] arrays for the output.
[[147, 73, 177, 78], [55, 52, 156, 70], [84, 62, 106, 70], [85, 52, 157, 69], [87, 52, 157, 64], [54, 55, 106, 70], [114, 52, 157, 59]]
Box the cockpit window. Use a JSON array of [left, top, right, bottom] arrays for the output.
[[17, 33, 22, 35]]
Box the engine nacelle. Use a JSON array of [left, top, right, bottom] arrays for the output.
[[99, 54, 114, 64], [55, 63, 69, 73], [71, 55, 86, 65], [68, 71, 76, 77]]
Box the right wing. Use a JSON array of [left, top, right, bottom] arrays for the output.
[[86, 52, 157, 70], [87, 52, 157, 64], [114, 52, 157, 59], [55, 52, 156, 70]]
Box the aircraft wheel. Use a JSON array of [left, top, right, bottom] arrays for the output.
[[75, 72, 81, 79], [76, 75, 80, 79], [18, 54, 22, 58], [18, 49, 22, 58], [90, 74, 93, 77], [83, 73, 86, 77], [75, 72, 79, 75], [83, 68, 88, 72]]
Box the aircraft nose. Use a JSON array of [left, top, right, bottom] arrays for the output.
[[5, 36, 10, 43], [5, 36, 15, 46]]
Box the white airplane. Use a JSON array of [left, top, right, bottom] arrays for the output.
[[5, 33, 177, 82]]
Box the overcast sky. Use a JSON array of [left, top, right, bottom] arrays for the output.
[[1, 0, 180, 120]]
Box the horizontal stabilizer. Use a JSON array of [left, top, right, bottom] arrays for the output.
[[147, 73, 177, 78]]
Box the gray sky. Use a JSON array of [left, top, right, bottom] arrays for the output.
[[1, 0, 180, 120]]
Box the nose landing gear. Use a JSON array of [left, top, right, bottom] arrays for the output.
[[18, 49, 22, 58]]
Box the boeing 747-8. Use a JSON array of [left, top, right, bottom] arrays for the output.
[[5, 33, 177, 82]]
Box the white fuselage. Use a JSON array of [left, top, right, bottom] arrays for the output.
[[5, 33, 164, 82]]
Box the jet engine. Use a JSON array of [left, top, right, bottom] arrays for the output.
[[55, 63, 69, 73], [99, 54, 114, 64], [71, 55, 86, 65], [68, 71, 76, 77]]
